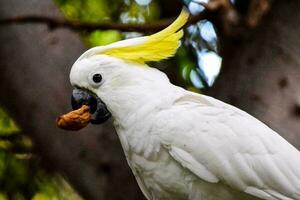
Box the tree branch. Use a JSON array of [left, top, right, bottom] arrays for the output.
[[0, 11, 209, 32]]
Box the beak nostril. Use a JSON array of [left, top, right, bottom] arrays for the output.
[[71, 88, 111, 124], [71, 88, 97, 113]]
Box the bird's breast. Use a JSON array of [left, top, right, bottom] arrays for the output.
[[127, 146, 193, 199]]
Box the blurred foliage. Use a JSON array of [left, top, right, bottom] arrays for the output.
[[53, 0, 221, 89], [0, 109, 82, 200], [53, 0, 159, 46], [53, 0, 222, 90], [0, 110, 18, 135]]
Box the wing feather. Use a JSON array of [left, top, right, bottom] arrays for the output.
[[155, 92, 300, 200], [169, 146, 219, 183]]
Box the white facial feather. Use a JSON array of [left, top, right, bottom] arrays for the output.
[[70, 54, 174, 121]]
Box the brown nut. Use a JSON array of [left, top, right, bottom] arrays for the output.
[[56, 105, 91, 131]]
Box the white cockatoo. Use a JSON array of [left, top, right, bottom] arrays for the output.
[[68, 9, 300, 200]]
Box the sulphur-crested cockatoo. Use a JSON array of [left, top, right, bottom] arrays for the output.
[[68, 9, 300, 200]]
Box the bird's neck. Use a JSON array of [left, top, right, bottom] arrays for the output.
[[101, 66, 179, 126], [105, 80, 183, 157], [98, 66, 186, 155], [109, 82, 178, 127]]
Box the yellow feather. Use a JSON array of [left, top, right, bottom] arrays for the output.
[[101, 8, 189, 64]]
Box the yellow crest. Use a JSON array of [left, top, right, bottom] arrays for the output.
[[100, 9, 189, 64]]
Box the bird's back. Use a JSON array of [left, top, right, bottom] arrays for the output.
[[151, 90, 300, 200]]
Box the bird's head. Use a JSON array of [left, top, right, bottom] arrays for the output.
[[69, 9, 189, 124]]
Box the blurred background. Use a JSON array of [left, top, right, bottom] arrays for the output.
[[0, 0, 299, 199]]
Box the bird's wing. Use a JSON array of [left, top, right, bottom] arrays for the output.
[[155, 92, 300, 200]]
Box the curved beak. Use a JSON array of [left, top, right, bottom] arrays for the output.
[[71, 88, 111, 124]]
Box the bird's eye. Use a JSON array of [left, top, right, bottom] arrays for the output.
[[88, 73, 103, 87], [92, 74, 102, 83]]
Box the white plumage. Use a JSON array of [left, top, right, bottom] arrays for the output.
[[68, 9, 300, 200], [70, 56, 300, 200], [154, 92, 300, 200]]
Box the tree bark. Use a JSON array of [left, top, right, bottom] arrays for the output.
[[0, 0, 144, 199], [209, 0, 300, 148]]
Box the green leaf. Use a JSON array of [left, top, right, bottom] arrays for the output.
[[0, 192, 8, 200], [32, 193, 50, 200], [85, 30, 122, 46], [0, 109, 19, 135]]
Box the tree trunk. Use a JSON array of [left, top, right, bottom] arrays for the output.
[[209, 0, 300, 148], [0, 0, 144, 199]]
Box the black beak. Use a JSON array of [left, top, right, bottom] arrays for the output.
[[71, 88, 111, 124]]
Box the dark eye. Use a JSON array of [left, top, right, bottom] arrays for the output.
[[92, 74, 102, 83]]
